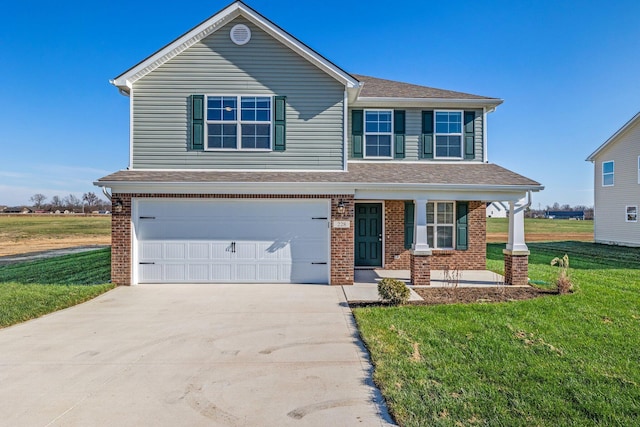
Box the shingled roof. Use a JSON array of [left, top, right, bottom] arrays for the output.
[[353, 74, 498, 100], [97, 163, 541, 189]]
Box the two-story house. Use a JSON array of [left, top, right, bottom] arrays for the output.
[[587, 112, 640, 247], [95, 1, 543, 286]]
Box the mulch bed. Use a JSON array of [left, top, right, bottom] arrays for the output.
[[349, 286, 558, 308]]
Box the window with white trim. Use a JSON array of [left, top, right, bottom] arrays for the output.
[[602, 160, 614, 186], [364, 110, 392, 157], [206, 96, 271, 150], [627, 206, 638, 222], [435, 111, 463, 158], [427, 202, 455, 249]]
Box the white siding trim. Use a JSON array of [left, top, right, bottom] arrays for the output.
[[343, 90, 348, 171], [482, 107, 488, 163]]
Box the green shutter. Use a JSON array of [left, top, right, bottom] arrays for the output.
[[191, 95, 204, 151], [273, 96, 286, 151], [420, 111, 434, 159], [352, 110, 364, 158], [456, 201, 469, 250], [464, 111, 475, 159], [394, 110, 406, 159], [404, 201, 415, 249]]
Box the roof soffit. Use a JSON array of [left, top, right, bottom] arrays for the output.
[[586, 112, 640, 161]]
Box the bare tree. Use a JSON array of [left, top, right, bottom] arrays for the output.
[[30, 193, 47, 209], [64, 194, 82, 212], [50, 195, 63, 210], [82, 192, 100, 210]]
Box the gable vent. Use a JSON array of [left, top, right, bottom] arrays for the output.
[[230, 24, 251, 45]]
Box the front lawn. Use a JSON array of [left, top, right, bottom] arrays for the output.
[[0, 248, 113, 328], [354, 242, 640, 426]]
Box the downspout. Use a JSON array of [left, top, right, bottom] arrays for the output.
[[101, 186, 112, 202], [482, 106, 488, 162]]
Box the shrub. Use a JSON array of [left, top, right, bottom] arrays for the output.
[[551, 254, 573, 294], [378, 278, 410, 305]]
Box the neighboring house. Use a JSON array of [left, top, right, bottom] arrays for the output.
[[486, 202, 508, 218], [544, 210, 585, 220], [95, 1, 543, 286], [2, 207, 32, 214], [587, 112, 640, 247]]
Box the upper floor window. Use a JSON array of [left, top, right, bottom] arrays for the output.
[[427, 202, 455, 249], [435, 111, 462, 158], [206, 96, 271, 150], [602, 161, 614, 186], [364, 110, 393, 158], [627, 206, 638, 222]]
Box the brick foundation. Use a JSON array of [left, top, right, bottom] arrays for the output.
[[410, 253, 431, 286], [109, 193, 355, 286], [384, 200, 487, 271], [504, 251, 529, 286]]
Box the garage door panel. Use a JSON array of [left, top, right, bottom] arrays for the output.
[[136, 199, 329, 284]]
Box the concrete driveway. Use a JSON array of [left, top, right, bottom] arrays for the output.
[[0, 284, 394, 426]]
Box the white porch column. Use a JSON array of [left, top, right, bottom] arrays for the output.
[[506, 196, 529, 253], [412, 199, 432, 254]]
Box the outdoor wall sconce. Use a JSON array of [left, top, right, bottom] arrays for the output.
[[337, 200, 346, 216], [113, 199, 123, 213]]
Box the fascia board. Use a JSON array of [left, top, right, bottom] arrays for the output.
[[351, 97, 503, 109], [586, 111, 640, 161], [94, 180, 543, 194], [111, 2, 359, 91]]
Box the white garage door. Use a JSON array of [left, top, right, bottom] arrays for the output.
[[135, 199, 330, 284]]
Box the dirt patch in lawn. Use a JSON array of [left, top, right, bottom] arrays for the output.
[[487, 233, 593, 243], [0, 237, 111, 257]]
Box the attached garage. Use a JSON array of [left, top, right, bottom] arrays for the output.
[[133, 199, 330, 284]]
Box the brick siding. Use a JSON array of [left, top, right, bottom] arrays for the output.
[[384, 200, 486, 271]]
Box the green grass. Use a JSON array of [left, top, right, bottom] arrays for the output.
[[487, 217, 593, 237], [0, 215, 110, 240], [354, 242, 640, 426], [0, 248, 114, 328]]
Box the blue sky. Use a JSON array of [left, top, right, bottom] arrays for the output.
[[1, 0, 638, 208]]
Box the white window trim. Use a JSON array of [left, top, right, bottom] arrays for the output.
[[204, 95, 273, 152], [363, 109, 394, 159], [602, 160, 614, 187], [434, 110, 464, 160], [626, 205, 638, 223], [427, 201, 456, 249]]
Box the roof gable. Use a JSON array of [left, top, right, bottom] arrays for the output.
[[586, 111, 640, 161], [111, 1, 359, 93]]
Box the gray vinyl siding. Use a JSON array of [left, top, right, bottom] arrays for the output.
[[593, 121, 640, 246], [347, 108, 483, 161], [132, 17, 345, 170]]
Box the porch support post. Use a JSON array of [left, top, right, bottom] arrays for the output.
[[411, 199, 432, 286], [503, 196, 530, 286]]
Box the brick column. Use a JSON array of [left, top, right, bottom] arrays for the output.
[[330, 196, 354, 285], [111, 193, 132, 286], [503, 250, 529, 286], [410, 252, 431, 286]]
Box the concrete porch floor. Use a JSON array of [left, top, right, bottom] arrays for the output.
[[343, 269, 512, 303]]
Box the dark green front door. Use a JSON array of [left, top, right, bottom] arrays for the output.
[[355, 203, 382, 267]]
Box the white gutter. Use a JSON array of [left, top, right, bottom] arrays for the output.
[[94, 180, 544, 193]]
